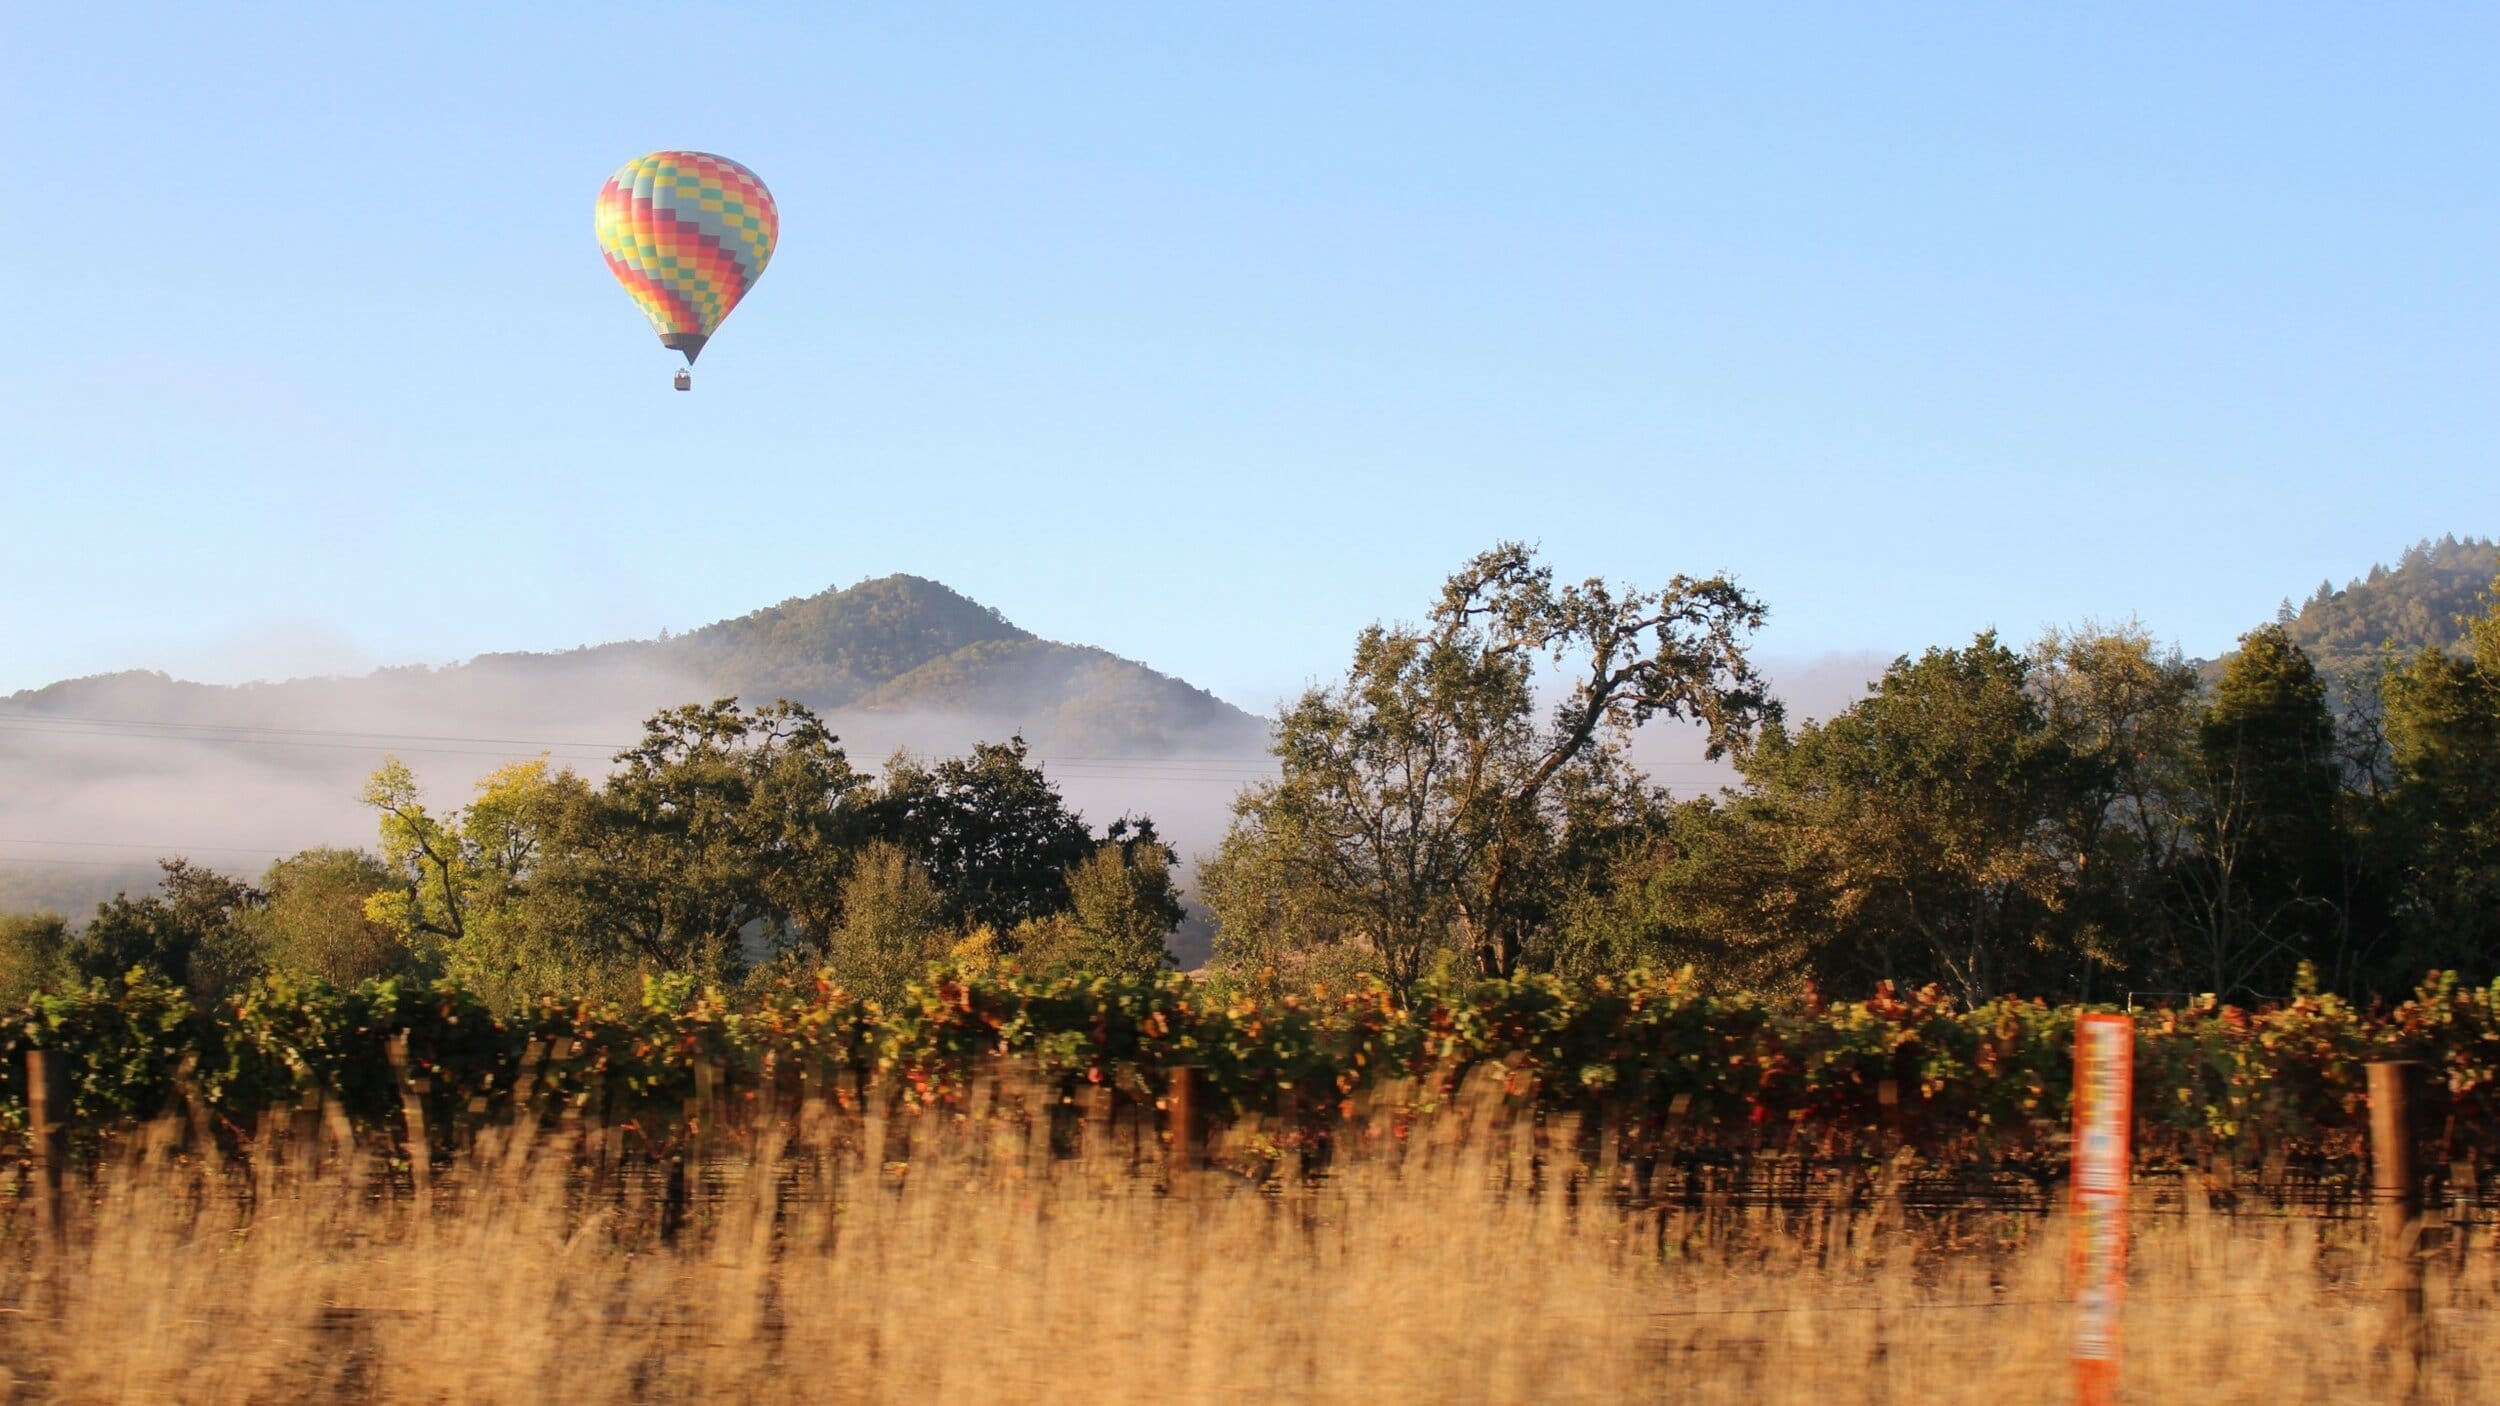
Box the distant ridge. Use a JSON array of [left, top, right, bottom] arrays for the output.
[[4, 574, 1272, 758], [2277, 535, 2497, 677], [0, 575, 1270, 927]]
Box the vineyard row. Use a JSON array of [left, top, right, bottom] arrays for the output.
[[4, 968, 2497, 1166]]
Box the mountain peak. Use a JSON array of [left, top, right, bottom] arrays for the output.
[[4, 573, 1266, 752], [656, 574, 1035, 707]]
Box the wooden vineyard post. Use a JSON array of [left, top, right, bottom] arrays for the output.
[[690, 1059, 719, 1159], [2450, 1157, 2478, 1274], [2069, 1013, 2133, 1406], [661, 1154, 689, 1245], [1023, 1065, 1056, 1170], [289, 1089, 322, 1177], [861, 1070, 892, 1178], [496, 1040, 547, 1175], [797, 1059, 831, 1152], [1081, 1080, 1116, 1171], [174, 1053, 221, 1171], [1594, 1096, 1625, 1198], [26, 1049, 69, 1242], [2367, 1060, 2426, 1394], [1165, 1066, 1202, 1189], [384, 1034, 431, 1206]]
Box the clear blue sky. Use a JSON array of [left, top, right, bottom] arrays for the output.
[[3, 5, 2492, 713]]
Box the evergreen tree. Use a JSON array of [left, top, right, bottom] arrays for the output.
[[1733, 634, 2078, 1003], [2373, 577, 2500, 981], [2175, 626, 2352, 997]]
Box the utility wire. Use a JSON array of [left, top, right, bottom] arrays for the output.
[[0, 710, 1735, 773], [0, 712, 627, 751], [0, 708, 1738, 869], [0, 710, 1712, 770], [0, 837, 308, 856], [0, 712, 1281, 770]]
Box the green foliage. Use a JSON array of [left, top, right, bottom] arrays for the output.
[[1207, 542, 1774, 993], [1015, 821, 1184, 979], [1204, 546, 2493, 1005], [1, 970, 196, 1128], [1730, 633, 2080, 1003], [73, 859, 264, 1001], [552, 698, 864, 980], [1547, 794, 1817, 991], [2176, 625, 2354, 994], [365, 699, 866, 1001], [1565, 610, 2483, 1004], [2030, 620, 2204, 983], [15, 549, 2499, 1029], [0, 913, 75, 1007], [363, 755, 603, 1002], [818, 841, 949, 1002], [4, 966, 2497, 1171], [862, 737, 1095, 933], [356, 702, 1175, 1006], [2372, 580, 2500, 980], [2282, 534, 2498, 682], [250, 847, 418, 987]]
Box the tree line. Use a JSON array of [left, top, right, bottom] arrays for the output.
[[0, 714, 1181, 1008], [4, 541, 2495, 1008], [1207, 544, 2500, 1004]]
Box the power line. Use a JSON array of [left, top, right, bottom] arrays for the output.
[[0, 711, 626, 751], [0, 711, 1734, 773], [0, 837, 301, 856], [0, 719, 616, 763], [0, 711, 1281, 770], [0, 711, 1280, 764]]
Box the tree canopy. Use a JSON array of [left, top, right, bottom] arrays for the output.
[[1204, 542, 1774, 994], [7, 545, 2496, 1010]]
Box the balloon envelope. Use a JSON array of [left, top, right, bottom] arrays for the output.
[[595, 151, 778, 363]]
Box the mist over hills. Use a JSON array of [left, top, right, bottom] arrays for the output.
[[7, 574, 1270, 753], [0, 575, 1274, 916], [6, 540, 2493, 922]]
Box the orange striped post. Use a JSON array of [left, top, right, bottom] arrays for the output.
[[2070, 1014, 2134, 1406]]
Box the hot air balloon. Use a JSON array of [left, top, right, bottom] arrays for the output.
[[595, 151, 778, 390]]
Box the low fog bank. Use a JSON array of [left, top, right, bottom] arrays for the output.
[[0, 649, 1885, 943], [1616, 650, 1894, 798], [0, 660, 1272, 930]]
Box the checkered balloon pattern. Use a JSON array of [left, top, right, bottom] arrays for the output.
[[595, 152, 778, 358]]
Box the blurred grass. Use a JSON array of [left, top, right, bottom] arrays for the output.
[[0, 1106, 2493, 1405]]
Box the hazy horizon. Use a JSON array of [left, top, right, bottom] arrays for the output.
[[0, 602, 1896, 920]]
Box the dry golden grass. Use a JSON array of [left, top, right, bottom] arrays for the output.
[[0, 1109, 2493, 1405]]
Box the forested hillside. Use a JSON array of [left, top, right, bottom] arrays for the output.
[[8, 542, 2497, 1005], [0, 575, 1269, 922], [5, 574, 1268, 757], [1195, 541, 2500, 1004], [2279, 535, 2498, 678]]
